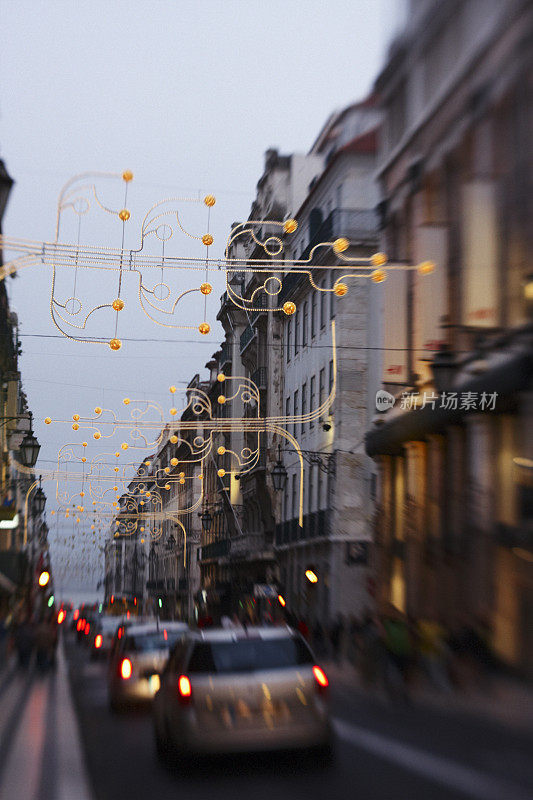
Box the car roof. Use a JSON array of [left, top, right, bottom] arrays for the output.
[[186, 625, 296, 643], [125, 622, 188, 637]]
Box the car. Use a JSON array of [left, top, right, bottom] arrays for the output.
[[108, 622, 189, 710], [90, 615, 125, 659], [152, 626, 332, 758]]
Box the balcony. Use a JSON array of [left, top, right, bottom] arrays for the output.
[[219, 341, 232, 369], [200, 538, 231, 562], [250, 293, 268, 325], [251, 367, 267, 390], [239, 324, 256, 355], [300, 208, 379, 264]]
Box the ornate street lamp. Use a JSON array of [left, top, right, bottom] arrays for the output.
[[271, 445, 288, 492], [200, 508, 213, 532], [19, 413, 40, 468], [33, 476, 46, 515]]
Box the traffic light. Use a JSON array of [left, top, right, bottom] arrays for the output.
[[158, 598, 163, 609], [47, 595, 54, 608]]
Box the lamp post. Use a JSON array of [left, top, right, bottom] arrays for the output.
[[18, 413, 41, 469], [271, 445, 288, 492]]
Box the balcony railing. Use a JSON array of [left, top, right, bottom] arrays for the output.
[[200, 538, 231, 561], [239, 324, 256, 354], [251, 367, 267, 389], [219, 341, 231, 368], [300, 209, 378, 264], [250, 293, 269, 324], [275, 510, 328, 545]]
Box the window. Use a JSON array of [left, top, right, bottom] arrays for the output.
[[310, 375, 316, 428], [320, 279, 326, 329], [187, 638, 313, 674], [319, 368, 325, 418], [293, 390, 299, 438], [302, 301, 308, 347], [286, 319, 292, 362], [301, 382, 307, 435], [311, 292, 317, 339], [294, 310, 299, 356]]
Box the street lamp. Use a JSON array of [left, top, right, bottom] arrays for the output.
[[19, 413, 40, 468], [200, 508, 213, 532], [271, 445, 288, 492], [32, 476, 46, 516], [166, 533, 176, 551]]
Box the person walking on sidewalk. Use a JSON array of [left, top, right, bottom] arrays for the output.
[[382, 607, 413, 703]]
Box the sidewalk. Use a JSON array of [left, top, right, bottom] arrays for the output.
[[0, 637, 93, 800], [324, 658, 533, 734]]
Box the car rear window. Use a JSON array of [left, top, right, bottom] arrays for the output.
[[186, 637, 313, 674]]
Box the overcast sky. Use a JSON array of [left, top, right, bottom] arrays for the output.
[[0, 0, 406, 596]]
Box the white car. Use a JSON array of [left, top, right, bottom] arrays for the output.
[[153, 626, 332, 758]]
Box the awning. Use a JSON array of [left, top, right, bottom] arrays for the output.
[[366, 348, 533, 457]]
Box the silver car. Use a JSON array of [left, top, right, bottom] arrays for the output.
[[153, 626, 332, 757], [108, 622, 189, 710]]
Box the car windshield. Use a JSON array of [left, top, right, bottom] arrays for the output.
[[187, 637, 313, 674], [126, 631, 184, 653]]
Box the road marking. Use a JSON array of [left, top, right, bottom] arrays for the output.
[[334, 718, 532, 800], [0, 676, 47, 800]]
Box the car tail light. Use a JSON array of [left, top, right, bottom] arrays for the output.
[[85, 623, 90, 635], [313, 665, 329, 691], [76, 619, 82, 631], [73, 609, 79, 621], [120, 658, 132, 680], [178, 675, 192, 704], [94, 634, 103, 649]]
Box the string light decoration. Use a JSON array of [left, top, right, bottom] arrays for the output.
[[0, 171, 435, 348]]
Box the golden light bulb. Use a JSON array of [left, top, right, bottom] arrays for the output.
[[118, 209, 130, 221], [217, 373, 225, 382], [72, 423, 79, 431], [80, 491, 85, 497], [170, 435, 178, 444], [204, 194, 216, 207], [44, 417, 52, 424], [123, 398, 130, 405], [93, 432, 101, 440], [179, 472, 185, 479], [170, 457, 178, 466], [217, 446, 226, 455], [164, 466, 170, 474], [217, 395, 226, 405], [82, 442, 88, 447], [202, 234, 213, 246], [121, 443, 129, 450], [371, 269, 387, 283], [169, 385, 176, 394], [73, 414, 80, 421], [122, 170, 133, 182], [170, 408, 177, 416], [115, 452, 120, 458], [112, 298, 125, 311], [94, 407, 102, 415], [283, 301, 296, 316], [144, 460, 151, 466], [217, 468, 226, 478], [334, 283, 348, 297], [114, 467, 119, 472], [418, 260, 435, 275], [283, 218, 298, 234], [164, 483, 171, 491], [199, 322, 210, 335], [371, 252, 387, 267], [81, 457, 86, 462], [109, 338, 122, 351], [333, 237, 349, 254]]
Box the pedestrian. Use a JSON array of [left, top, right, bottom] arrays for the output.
[[381, 607, 413, 703]]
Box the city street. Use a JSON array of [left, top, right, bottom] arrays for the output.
[[64, 635, 533, 800]]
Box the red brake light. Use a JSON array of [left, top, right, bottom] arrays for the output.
[[313, 665, 329, 689], [178, 674, 192, 703], [118, 627, 123, 639], [76, 619, 82, 631], [73, 609, 79, 621], [57, 610, 66, 624], [85, 623, 90, 635], [163, 629, 168, 641], [94, 634, 103, 649], [120, 658, 132, 680]]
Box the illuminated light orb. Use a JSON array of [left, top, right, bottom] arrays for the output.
[[82, 441, 88, 447], [91, 524, 95, 530], [418, 260, 435, 275], [371, 252, 387, 267], [109, 338, 122, 351], [80, 492, 85, 497], [113, 486, 118, 492], [115, 452, 120, 458], [139, 500, 144, 506], [217, 446, 226, 455], [93, 432, 101, 440], [81, 457, 86, 463], [114, 467, 119, 472], [144, 460, 151, 466], [112, 502, 118, 508], [333, 237, 349, 254], [121, 443, 129, 450], [170, 408, 177, 416], [44, 417, 52, 425], [371, 269, 387, 284], [112, 298, 125, 311], [334, 283, 348, 297], [283, 301, 296, 316], [76, 517, 80, 523], [202, 234, 214, 246], [179, 472, 185, 479], [122, 170, 134, 182], [118, 208, 130, 221], [170, 435, 178, 444], [73, 414, 80, 422], [72, 423, 79, 431], [199, 323, 210, 335], [217, 373, 225, 382], [169, 386, 176, 394], [92, 500, 96, 504], [140, 536, 145, 542], [164, 483, 171, 491], [179, 478, 185, 485], [198, 474, 203, 480], [164, 466, 170, 474], [51, 510, 55, 516], [170, 457, 178, 466], [145, 492, 151, 499], [217, 395, 226, 405], [123, 398, 130, 405], [200, 282, 212, 295], [217, 468, 226, 478], [94, 407, 102, 415], [204, 194, 216, 207], [283, 218, 298, 234]]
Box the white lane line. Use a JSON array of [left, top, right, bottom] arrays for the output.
[[56, 640, 93, 800], [0, 677, 47, 800], [333, 718, 532, 800]]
